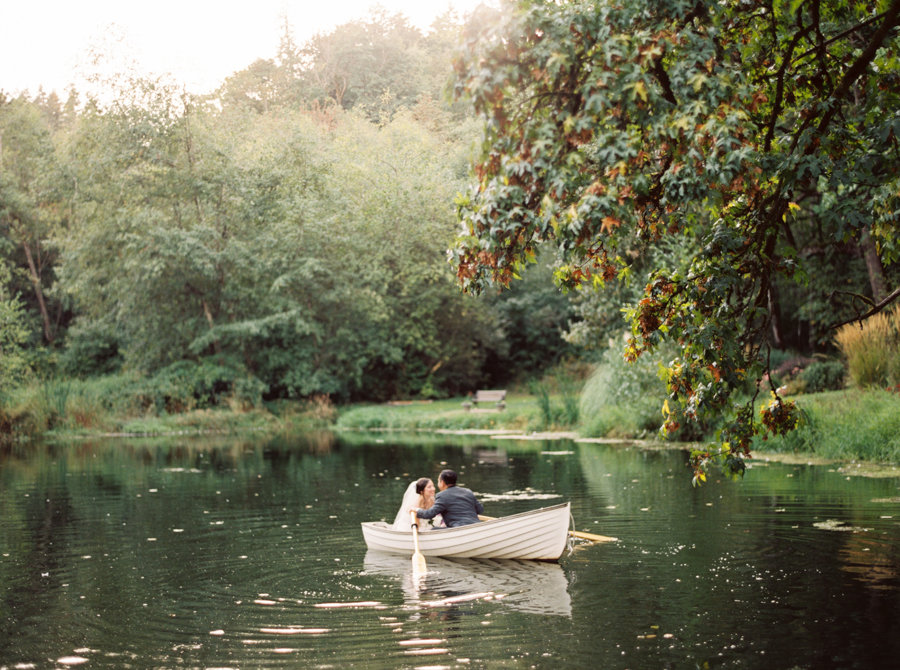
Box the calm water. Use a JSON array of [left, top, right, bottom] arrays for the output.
[[2, 431, 900, 669]]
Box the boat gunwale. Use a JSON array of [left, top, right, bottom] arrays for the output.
[[362, 501, 570, 535]]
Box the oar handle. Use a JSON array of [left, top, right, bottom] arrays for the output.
[[410, 510, 421, 549], [478, 514, 617, 543]]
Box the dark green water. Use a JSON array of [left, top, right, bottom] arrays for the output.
[[2, 431, 900, 669]]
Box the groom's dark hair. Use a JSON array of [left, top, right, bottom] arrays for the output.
[[439, 469, 457, 487]]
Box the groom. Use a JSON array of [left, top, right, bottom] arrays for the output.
[[414, 469, 484, 528]]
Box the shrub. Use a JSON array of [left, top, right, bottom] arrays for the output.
[[129, 357, 269, 414], [835, 305, 900, 388], [798, 360, 846, 393], [229, 376, 269, 411], [766, 354, 814, 387], [58, 318, 123, 377]]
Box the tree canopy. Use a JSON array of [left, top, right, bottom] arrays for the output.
[[450, 0, 900, 482], [1, 11, 564, 407]]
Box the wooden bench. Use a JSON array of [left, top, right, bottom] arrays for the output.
[[462, 390, 507, 411]]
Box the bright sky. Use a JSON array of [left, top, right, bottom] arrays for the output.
[[1, 1, 493, 96]]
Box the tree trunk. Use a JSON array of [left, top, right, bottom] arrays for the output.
[[860, 231, 887, 302], [767, 285, 785, 350], [22, 238, 54, 344], [201, 298, 222, 354]]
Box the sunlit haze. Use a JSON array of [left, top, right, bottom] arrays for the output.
[[1, 0, 493, 96]]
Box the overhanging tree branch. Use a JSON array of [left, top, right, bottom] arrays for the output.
[[813, 0, 900, 138], [829, 285, 900, 330], [764, 20, 813, 152], [788, 0, 900, 154], [792, 10, 889, 64]]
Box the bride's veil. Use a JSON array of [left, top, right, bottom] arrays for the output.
[[392, 481, 420, 531]]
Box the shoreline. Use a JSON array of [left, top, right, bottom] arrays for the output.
[[6, 388, 900, 479]]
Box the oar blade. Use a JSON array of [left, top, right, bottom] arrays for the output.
[[410, 510, 427, 573], [412, 551, 427, 574]]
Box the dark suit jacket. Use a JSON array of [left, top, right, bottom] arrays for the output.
[[416, 485, 484, 528]]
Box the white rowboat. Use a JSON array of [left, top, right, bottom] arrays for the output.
[[361, 502, 571, 561]]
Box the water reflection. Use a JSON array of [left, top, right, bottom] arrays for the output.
[[363, 550, 572, 617], [3, 433, 900, 668]]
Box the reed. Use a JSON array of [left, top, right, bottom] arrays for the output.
[[529, 381, 555, 429], [64, 386, 109, 430]]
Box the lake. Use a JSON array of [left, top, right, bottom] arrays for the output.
[[2, 430, 900, 669]]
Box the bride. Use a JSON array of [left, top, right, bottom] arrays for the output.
[[392, 478, 444, 531]]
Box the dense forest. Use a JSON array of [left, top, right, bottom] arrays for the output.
[[1, 3, 898, 445], [0, 10, 576, 411]]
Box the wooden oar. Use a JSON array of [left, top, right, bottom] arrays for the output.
[[478, 515, 617, 543], [410, 510, 427, 574]]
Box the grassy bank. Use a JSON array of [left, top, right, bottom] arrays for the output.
[[0, 376, 576, 441], [753, 389, 900, 462], [335, 393, 543, 432], [338, 388, 900, 471], [0, 374, 335, 440], [5, 371, 900, 473]]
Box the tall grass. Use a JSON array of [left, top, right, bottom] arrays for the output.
[[2, 378, 111, 436], [529, 381, 555, 428], [527, 362, 584, 430], [0, 371, 283, 439], [579, 363, 663, 438], [578, 343, 674, 439], [835, 305, 900, 388]]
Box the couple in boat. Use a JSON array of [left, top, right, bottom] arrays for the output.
[[391, 469, 484, 531]]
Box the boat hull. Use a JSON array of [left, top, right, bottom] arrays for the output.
[[361, 502, 570, 561]]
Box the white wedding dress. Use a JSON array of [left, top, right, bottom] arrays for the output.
[[392, 481, 443, 531]]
